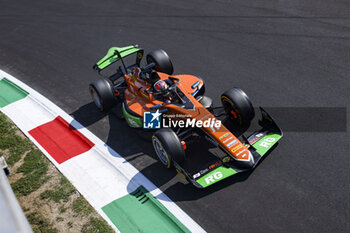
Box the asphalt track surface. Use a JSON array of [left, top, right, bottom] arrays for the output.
[[1, 0, 349, 232]]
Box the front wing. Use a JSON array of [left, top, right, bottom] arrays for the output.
[[191, 107, 283, 188]]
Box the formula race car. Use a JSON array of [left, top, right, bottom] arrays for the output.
[[89, 45, 282, 188]]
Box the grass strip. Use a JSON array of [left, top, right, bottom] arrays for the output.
[[12, 150, 51, 196]]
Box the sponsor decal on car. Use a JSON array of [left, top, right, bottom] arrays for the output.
[[252, 133, 282, 156], [236, 149, 248, 158], [258, 136, 276, 148], [223, 136, 233, 143], [226, 139, 237, 148], [208, 161, 221, 170], [219, 133, 230, 140], [209, 124, 221, 133], [204, 171, 223, 184], [231, 144, 243, 153], [192, 168, 209, 179], [193, 160, 224, 180], [127, 118, 141, 128], [249, 132, 265, 144], [196, 166, 238, 187]]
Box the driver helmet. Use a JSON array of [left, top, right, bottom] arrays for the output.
[[153, 80, 168, 92]]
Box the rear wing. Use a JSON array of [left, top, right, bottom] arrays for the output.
[[92, 45, 144, 72]]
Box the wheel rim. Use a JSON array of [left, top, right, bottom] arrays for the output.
[[90, 87, 101, 108], [222, 99, 234, 115], [147, 56, 160, 71], [152, 137, 169, 165], [222, 98, 242, 124]]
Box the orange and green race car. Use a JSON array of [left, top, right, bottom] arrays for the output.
[[89, 45, 283, 188]]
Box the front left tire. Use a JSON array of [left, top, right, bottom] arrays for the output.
[[152, 128, 185, 168]]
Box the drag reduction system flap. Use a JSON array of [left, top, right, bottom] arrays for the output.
[[93, 45, 144, 72]]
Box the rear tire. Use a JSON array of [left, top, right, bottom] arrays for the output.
[[221, 88, 255, 131], [89, 78, 116, 112], [152, 128, 185, 168], [146, 49, 174, 75]]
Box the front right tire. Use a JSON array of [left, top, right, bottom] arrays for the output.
[[221, 88, 255, 131], [146, 49, 174, 75]]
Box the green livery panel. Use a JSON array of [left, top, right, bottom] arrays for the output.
[[96, 45, 142, 70], [196, 166, 237, 188], [252, 133, 282, 156], [122, 103, 143, 128], [195, 133, 282, 188]]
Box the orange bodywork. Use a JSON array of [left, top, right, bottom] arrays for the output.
[[123, 67, 250, 161]]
